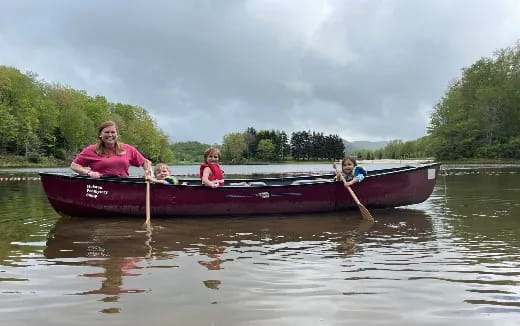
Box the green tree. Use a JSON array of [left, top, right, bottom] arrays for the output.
[[222, 132, 246, 163], [171, 141, 210, 163], [257, 139, 276, 160]]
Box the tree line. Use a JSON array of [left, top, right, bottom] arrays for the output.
[[220, 128, 345, 163], [0, 66, 173, 163], [428, 42, 520, 160], [349, 137, 434, 161]]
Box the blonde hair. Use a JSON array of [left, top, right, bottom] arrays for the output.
[[204, 147, 221, 163], [95, 121, 125, 157], [154, 163, 171, 175]]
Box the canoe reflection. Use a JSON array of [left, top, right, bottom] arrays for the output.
[[44, 210, 433, 300]]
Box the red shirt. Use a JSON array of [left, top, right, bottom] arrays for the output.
[[73, 144, 147, 177], [199, 163, 224, 186]]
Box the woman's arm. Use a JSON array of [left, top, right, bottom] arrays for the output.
[[70, 162, 101, 179]]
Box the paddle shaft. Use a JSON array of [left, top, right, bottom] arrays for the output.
[[145, 181, 151, 225]]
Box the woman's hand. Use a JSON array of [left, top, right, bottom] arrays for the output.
[[88, 171, 101, 179], [143, 160, 153, 178]]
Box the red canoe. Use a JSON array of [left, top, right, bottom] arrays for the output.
[[39, 163, 440, 218]]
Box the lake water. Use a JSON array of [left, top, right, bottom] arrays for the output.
[[0, 164, 519, 325]]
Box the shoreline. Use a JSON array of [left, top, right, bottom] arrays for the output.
[[358, 159, 434, 164], [3, 155, 520, 169]]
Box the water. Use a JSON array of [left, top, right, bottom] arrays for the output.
[[0, 164, 519, 325]]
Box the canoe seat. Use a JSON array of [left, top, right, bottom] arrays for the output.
[[229, 182, 250, 187], [248, 181, 267, 187], [291, 179, 331, 185]]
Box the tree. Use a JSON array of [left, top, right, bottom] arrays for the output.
[[243, 127, 257, 159], [257, 139, 276, 160], [222, 133, 246, 163]]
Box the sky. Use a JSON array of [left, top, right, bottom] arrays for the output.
[[1, 1, 520, 144]]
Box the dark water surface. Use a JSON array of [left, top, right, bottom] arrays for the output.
[[0, 165, 519, 325]]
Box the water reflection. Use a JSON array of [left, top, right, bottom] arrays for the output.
[[44, 220, 156, 303], [43, 210, 432, 306]]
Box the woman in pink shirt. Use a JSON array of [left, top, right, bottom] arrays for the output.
[[70, 121, 152, 178]]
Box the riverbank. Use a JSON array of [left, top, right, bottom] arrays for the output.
[[0, 154, 67, 168]]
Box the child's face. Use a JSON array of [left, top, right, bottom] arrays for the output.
[[206, 152, 220, 164], [156, 167, 171, 179], [342, 160, 355, 174]]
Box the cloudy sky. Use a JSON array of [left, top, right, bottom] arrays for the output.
[[1, 1, 520, 144]]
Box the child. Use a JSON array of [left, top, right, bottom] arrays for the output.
[[147, 163, 179, 185], [333, 157, 367, 187], [200, 147, 224, 188]]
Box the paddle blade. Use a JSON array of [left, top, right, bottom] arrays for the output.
[[357, 202, 374, 221], [346, 186, 374, 221]]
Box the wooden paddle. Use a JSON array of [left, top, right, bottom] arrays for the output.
[[144, 180, 151, 227], [334, 161, 374, 221]]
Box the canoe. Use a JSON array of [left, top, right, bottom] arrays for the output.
[[39, 163, 440, 218]]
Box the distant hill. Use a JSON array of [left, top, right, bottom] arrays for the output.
[[343, 140, 389, 152]]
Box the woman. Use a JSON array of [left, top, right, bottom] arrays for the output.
[[70, 121, 152, 178]]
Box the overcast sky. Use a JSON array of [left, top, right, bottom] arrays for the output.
[[1, 1, 519, 144]]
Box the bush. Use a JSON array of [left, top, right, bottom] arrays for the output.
[[27, 152, 41, 163], [55, 149, 72, 161]]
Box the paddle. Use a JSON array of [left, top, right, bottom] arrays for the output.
[[334, 161, 374, 222], [144, 180, 151, 227]]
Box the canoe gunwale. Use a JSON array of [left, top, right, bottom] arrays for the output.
[[38, 163, 441, 189]]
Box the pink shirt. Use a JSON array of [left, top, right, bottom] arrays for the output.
[[73, 144, 147, 177]]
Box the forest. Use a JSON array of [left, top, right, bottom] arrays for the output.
[[428, 42, 520, 160], [1, 41, 519, 165], [0, 66, 173, 164]]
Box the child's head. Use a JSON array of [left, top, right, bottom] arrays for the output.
[[341, 157, 357, 174], [155, 163, 171, 179], [204, 147, 221, 164]]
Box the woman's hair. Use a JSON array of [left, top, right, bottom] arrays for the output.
[[342, 156, 357, 166], [155, 163, 170, 174], [95, 120, 125, 157], [204, 147, 221, 163]]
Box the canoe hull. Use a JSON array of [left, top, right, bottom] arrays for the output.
[[39, 164, 440, 217]]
